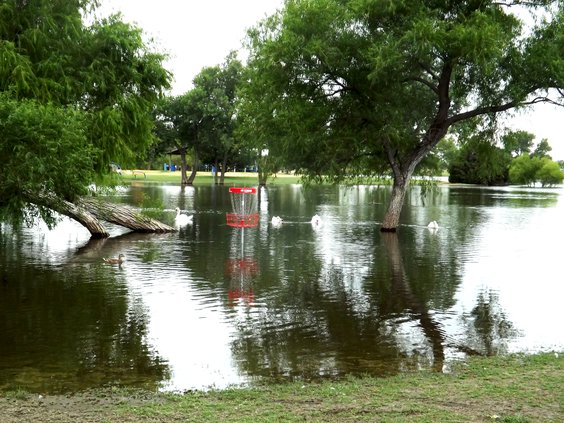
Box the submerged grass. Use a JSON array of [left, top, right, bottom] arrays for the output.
[[1, 353, 560, 422]]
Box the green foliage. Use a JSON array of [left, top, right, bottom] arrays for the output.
[[536, 159, 564, 186], [448, 137, 511, 185], [0, 94, 95, 226], [502, 130, 535, 157], [531, 138, 552, 159], [153, 54, 245, 173], [0, 0, 170, 226], [239, 0, 562, 197], [508, 154, 539, 185], [508, 154, 563, 186]]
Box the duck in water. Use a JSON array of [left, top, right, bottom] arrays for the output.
[[103, 254, 126, 265], [311, 214, 322, 227]]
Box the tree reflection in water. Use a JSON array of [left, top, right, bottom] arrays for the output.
[[228, 230, 454, 380], [382, 232, 446, 372], [0, 232, 170, 393], [462, 290, 518, 356]]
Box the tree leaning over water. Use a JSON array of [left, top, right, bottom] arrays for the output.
[[0, 0, 173, 235], [239, 0, 564, 231]]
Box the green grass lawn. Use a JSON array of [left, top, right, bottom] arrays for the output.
[[1, 352, 561, 422], [119, 169, 302, 186]]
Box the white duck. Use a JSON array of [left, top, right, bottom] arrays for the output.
[[271, 216, 283, 227], [311, 214, 322, 227], [427, 220, 439, 229], [175, 207, 193, 226]]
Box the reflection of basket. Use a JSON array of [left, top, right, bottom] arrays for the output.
[[226, 258, 257, 306], [225, 258, 259, 275], [228, 289, 255, 304], [226, 213, 260, 228]]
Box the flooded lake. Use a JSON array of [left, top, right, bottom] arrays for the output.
[[0, 183, 562, 393]]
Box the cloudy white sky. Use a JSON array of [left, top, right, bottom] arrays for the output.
[[97, 0, 563, 159]]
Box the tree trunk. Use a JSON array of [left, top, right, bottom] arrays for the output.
[[258, 169, 268, 186], [380, 133, 433, 231], [77, 198, 175, 233], [213, 158, 219, 185], [179, 147, 189, 185], [32, 193, 110, 238], [381, 173, 411, 232], [220, 153, 228, 185], [187, 151, 198, 185], [29, 193, 176, 238]]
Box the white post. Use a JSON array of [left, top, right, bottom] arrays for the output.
[[241, 195, 245, 257]]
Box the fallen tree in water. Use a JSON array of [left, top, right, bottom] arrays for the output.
[[31, 193, 175, 238]]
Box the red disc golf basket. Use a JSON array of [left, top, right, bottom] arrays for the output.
[[226, 187, 259, 228]]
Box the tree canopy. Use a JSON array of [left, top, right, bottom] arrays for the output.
[[153, 54, 244, 185], [0, 0, 170, 227], [239, 0, 564, 230]]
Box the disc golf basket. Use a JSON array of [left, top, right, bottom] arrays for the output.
[[226, 187, 259, 228], [226, 187, 259, 256], [226, 187, 259, 304]]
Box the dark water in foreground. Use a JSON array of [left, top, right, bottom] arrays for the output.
[[0, 183, 562, 393]]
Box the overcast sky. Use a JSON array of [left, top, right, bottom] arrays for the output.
[[97, 0, 562, 159]]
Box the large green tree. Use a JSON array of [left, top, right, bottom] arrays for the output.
[[0, 0, 171, 230], [448, 134, 511, 185], [502, 130, 535, 157], [240, 0, 563, 231], [193, 54, 244, 185], [153, 54, 245, 185]]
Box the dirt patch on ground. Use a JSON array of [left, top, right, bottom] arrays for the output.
[[0, 390, 161, 423]]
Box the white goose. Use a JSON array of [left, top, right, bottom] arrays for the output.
[[427, 220, 439, 229], [175, 207, 193, 226], [271, 216, 283, 227]]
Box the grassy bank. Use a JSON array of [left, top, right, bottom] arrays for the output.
[[118, 170, 443, 187], [1, 353, 561, 422], [119, 169, 302, 185]]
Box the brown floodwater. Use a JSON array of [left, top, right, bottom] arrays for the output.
[[0, 183, 562, 393]]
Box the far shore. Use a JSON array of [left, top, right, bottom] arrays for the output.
[[117, 169, 451, 186]]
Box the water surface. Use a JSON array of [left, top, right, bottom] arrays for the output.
[[0, 183, 562, 393]]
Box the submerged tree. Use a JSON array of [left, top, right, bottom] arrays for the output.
[[240, 0, 563, 231], [0, 0, 173, 235]]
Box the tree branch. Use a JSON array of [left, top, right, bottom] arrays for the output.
[[407, 76, 439, 96]]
